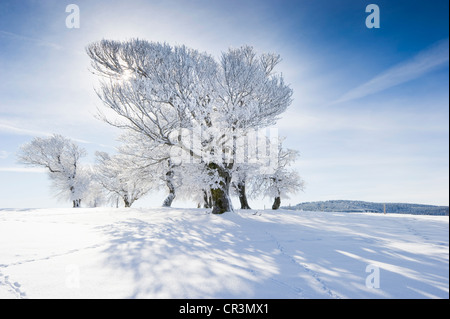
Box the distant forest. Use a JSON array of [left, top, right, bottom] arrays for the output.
[[284, 200, 449, 215]]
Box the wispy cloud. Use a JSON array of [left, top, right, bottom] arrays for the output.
[[0, 30, 63, 51], [0, 121, 114, 149], [333, 38, 449, 105], [0, 122, 53, 138]]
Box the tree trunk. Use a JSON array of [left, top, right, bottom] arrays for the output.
[[70, 185, 81, 208], [162, 168, 176, 207], [208, 163, 233, 214], [272, 196, 281, 210], [73, 199, 81, 208], [203, 189, 212, 208], [237, 181, 251, 209], [163, 191, 175, 207], [123, 195, 131, 207]]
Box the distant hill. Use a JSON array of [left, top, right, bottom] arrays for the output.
[[284, 200, 449, 215]]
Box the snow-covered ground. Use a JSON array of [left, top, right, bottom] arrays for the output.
[[0, 207, 448, 299]]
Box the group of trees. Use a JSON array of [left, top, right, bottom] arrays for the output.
[[18, 40, 304, 213]]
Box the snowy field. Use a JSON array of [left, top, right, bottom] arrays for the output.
[[0, 207, 448, 299]]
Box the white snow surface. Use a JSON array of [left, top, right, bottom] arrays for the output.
[[0, 207, 448, 299]]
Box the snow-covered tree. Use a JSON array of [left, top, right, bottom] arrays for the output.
[[82, 177, 109, 208], [250, 143, 304, 210], [230, 130, 278, 210], [95, 151, 152, 207], [174, 162, 215, 208], [17, 134, 87, 207], [86, 40, 293, 214], [232, 176, 251, 210], [231, 163, 258, 210], [50, 165, 92, 207], [117, 132, 180, 207]]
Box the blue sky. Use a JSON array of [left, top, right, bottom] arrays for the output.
[[0, 0, 448, 208]]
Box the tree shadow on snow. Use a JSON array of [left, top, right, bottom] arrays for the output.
[[97, 214, 284, 298], [97, 211, 449, 299]]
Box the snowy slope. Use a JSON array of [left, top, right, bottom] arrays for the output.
[[0, 208, 448, 299]]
